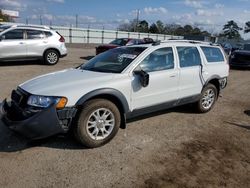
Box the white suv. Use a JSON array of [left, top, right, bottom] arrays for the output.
[[1, 40, 229, 148], [0, 24, 67, 65]]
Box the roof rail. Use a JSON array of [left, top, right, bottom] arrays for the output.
[[12, 24, 51, 30], [152, 39, 219, 46]]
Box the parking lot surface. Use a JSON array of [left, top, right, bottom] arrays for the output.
[[0, 47, 250, 188]]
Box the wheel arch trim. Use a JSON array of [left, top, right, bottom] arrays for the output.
[[75, 88, 130, 114]]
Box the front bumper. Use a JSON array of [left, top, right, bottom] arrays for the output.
[[1, 99, 77, 139]]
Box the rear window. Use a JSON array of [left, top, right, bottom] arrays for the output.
[[201, 47, 224, 62], [177, 47, 201, 67]]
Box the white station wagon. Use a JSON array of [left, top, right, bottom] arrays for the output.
[[1, 40, 229, 148]]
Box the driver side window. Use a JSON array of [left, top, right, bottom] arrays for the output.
[[138, 47, 174, 72], [1, 29, 24, 40]]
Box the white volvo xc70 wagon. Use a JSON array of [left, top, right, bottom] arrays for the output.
[[1, 40, 229, 148]]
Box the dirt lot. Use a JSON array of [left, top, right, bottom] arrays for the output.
[[0, 47, 249, 188]]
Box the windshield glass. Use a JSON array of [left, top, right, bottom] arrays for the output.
[[110, 38, 129, 46], [80, 47, 147, 73], [0, 25, 11, 32]]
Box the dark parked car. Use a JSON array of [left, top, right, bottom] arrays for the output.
[[230, 44, 250, 68], [95, 38, 154, 55]]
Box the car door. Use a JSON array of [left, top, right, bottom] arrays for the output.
[[25, 29, 48, 57], [0, 29, 26, 59], [176, 46, 203, 99], [131, 47, 179, 110]]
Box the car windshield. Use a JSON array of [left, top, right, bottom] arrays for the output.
[[0, 25, 11, 32], [80, 47, 147, 73], [110, 38, 129, 46]]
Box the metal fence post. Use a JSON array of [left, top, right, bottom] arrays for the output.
[[69, 27, 72, 43], [116, 30, 118, 39], [128, 32, 130, 38], [87, 27, 90, 44], [101, 28, 104, 44], [138, 32, 140, 39]]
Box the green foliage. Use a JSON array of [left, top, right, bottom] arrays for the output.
[[244, 21, 250, 33], [137, 20, 149, 33], [118, 19, 211, 36], [149, 23, 159, 33], [0, 10, 13, 22], [222, 20, 242, 39]]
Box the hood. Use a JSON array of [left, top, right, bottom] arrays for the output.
[[20, 68, 115, 97]]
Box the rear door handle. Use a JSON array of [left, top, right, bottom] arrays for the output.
[[19, 42, 25, 44]]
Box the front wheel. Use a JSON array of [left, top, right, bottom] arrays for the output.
[[196, 84, 218, 113], [44, 49, 59, 65], [74, 99, 121, 148]]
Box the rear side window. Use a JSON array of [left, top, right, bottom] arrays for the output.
[[177, 47, 201, 67], [2, 29, 24, 40], [45, 31, 52, 37], [201, 47, 224, 62], [26, 29, 45, 39]]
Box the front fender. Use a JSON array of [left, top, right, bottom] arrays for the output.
[[75, 88, 130, 113]]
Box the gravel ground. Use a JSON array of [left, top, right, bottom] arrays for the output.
[[0, 47, 249, 188]]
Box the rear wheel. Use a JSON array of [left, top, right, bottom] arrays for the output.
[[197, 84, 218, 113], [44, 49, 59, 65], [74, 99, 121, 148]]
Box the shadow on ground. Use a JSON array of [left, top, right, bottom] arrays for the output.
[[0, 103, 197, 152], [0, 60, 42, 66], [80, 56, 94, 61]]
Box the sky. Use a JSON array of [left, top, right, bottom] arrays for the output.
[[1, 0, 250, 39]]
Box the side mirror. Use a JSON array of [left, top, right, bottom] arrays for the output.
[[134, 69, 149, 87]]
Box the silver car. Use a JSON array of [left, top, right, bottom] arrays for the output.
[[0, 24, 67, 65]]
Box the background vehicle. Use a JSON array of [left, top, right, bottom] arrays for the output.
[[230, 43, 250, 68], [0, 25, 67, 65], [1, 40, 229, 148], [95, 38, 154, 54]]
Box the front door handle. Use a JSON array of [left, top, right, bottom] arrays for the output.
[[19, 42, 25, 44]]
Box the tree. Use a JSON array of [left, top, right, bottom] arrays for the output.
[[137, 20, 149, 33], [164, 24, 181, 35], [244, 21, 250, 33], [118, 19, 138, 32], [0, 10, 14, 22], [156, 20, 165, 34], [183, 25, 193, 34], [222, 20, 242, 39], [149, 23, 159, 33]]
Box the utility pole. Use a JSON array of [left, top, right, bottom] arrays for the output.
[[135, 9, 140, 32], [76, 14, 78, 28], [39, 15, 43, 25]]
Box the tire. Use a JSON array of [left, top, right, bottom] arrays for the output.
[[74, 99, 121, 148], [44, 49, 59, 65], [196, 84, 218, 113]]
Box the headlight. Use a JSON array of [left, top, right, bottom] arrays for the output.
[[27, 95, 67, 109]]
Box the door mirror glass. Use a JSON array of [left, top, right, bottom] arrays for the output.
[[134, 69, 149, 87]]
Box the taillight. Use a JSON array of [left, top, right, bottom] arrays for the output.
[[56, 31, 65, 42], [59, 36, 65, 42]]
